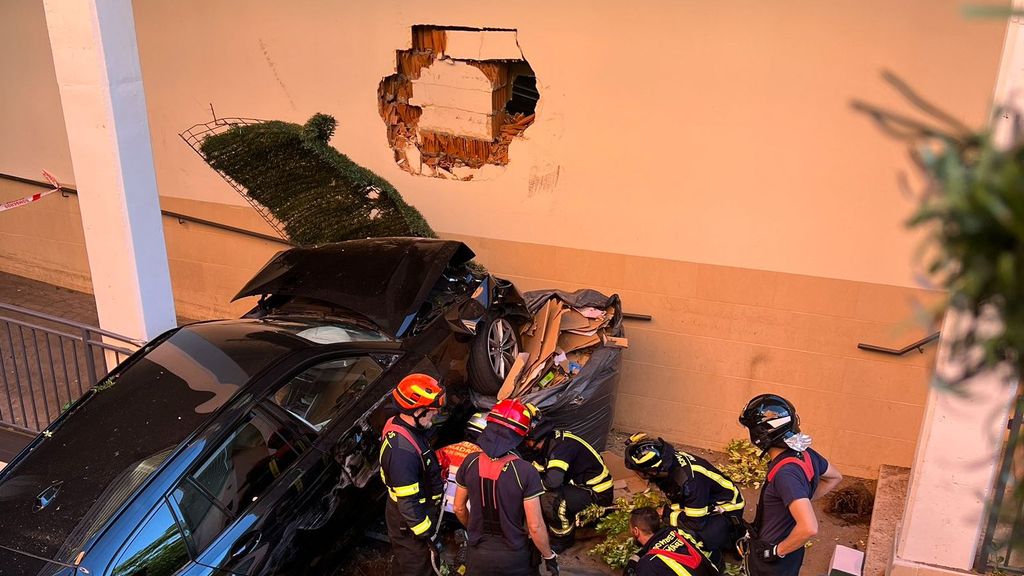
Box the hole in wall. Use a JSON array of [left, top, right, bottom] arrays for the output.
[[377, 25, 539, 181]]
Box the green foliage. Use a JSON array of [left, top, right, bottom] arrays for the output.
[[200, 114, 436, 245], [585, 491, 667, 569], [720, 438, 769, 489]]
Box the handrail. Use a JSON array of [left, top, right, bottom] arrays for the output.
[[0, 172, 292, 247], [0, 302, 145, 346], [1, 172, 653, 321], [857, 332, 940, 355]]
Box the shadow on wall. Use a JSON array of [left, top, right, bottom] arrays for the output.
[[378, 25, 539, 181]]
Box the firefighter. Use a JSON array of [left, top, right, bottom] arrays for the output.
[[522, 416, 614, 551], [379, 373, 447, 576], [453, 399, 560, 576], [624, 433, 744, 570], [737, 394, 842, 576], [624, 507, 720, 576]]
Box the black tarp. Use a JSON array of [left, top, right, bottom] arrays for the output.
[[472, 289, 623, 451]]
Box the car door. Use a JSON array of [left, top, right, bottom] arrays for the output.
[[171, 354, 387, 575]]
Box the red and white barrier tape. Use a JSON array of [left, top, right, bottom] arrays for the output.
[[0, 170, 63, 213]]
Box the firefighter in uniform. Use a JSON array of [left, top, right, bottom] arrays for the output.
[[379, 374, 447, 576], [625, 507, 719, 576], [737, 394, 842, 576], [522, 417, 614, 551], [624, 433, 744, 570], [453, 399, 560, 576]]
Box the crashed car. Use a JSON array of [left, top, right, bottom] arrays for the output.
[[0, 238, 530, 575]]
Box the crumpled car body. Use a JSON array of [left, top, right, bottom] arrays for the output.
[[0, 238, 528, 575]]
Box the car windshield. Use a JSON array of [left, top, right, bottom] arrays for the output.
[[259, 317, 390, 344]]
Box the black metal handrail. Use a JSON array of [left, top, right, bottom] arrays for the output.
[[857, 332, 940, 355], [1, 172, 653, 321], [0, 172, 292, 247]]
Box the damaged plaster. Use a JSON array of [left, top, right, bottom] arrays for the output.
[[378, 26, 538, 181]]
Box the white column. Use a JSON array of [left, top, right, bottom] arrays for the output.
[[42, 0, 175, 341], [894, 310, 1017, 573]]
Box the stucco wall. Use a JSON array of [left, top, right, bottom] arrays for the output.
[[129, 0, 1006, 289]]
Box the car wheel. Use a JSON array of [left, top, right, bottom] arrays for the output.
[[467, 312, 520, 395]]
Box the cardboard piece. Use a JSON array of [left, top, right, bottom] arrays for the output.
[[559, 310, 592, 331], [601, 334, 630, 349], [521, 300, 559, 360], [603, 450, 649, 494], [497, 352, 530, 401], [557, 332, 601, 354]]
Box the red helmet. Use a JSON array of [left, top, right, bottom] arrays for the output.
[[486, 399, 538, 437], [392, 374, 445, 413]]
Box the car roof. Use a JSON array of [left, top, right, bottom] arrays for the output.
[[0, 318, 369, 569], [232, 237, 475, 337]]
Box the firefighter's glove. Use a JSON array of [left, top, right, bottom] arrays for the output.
[[427, 532, 444, 556], [543, 552, 560, 576], [752, 541, 784, 563]]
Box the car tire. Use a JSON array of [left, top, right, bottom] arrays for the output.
[[467, 312, 521, 395]]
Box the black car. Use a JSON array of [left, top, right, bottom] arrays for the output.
[[0, 238, 530, 575]]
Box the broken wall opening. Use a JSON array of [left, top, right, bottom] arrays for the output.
[[377, 25, 538, 181]]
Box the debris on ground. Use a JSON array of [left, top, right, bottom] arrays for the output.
[[825, 484, 876, 524]]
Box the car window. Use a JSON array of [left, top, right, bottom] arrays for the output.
[[111, 501, 189, 576], [171, 412, 301, 553], [270, 357, 384, 432]]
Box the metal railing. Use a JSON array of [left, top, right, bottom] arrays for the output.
[[976, 393, 1024, 573], [0, 303, 143, 433]]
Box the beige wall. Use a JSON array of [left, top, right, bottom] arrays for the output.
[[0, 0, 72, 181], [129, 0, 1006, 289]]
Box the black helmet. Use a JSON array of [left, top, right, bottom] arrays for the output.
[[738, 394, 800, 452], [624, 433, 673, 477]]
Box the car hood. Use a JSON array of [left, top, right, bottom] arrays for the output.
[[234, 237, 475, 337]]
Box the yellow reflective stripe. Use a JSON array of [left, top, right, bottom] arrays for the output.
[[656, 555, 692, 576], [690, 464, 742, 508], [718, 500, 744, 512], [591, 478, 614, 493], [563, 431, 612, 487], [391, 482, 420, 498], [533, 461, 545, 472], [551, 498, 573, 535], [669, 505, 682, 527], [547, 459, 570, 472], [683, 506, 710, 517], [410, 515, 432, 536]]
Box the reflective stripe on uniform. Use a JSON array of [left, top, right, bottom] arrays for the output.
[[552, 498, 573, 535], [547, 459, 570, 472], [690, 463, 743, 511], [656, 555, 692, 576], [391, 482, 420, 498], [410, 515, 432, 536], [562, 431, 613, 492]]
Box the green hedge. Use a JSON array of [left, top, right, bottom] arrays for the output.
[[200, 113, 436, 245]]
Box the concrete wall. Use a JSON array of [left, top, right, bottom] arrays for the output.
[[0, 0, 1008, 477]]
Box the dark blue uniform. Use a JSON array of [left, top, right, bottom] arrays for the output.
[[379, 418, 445, 576], [456, 450, 545, 576], [652, 449, 744, 568], [626, 527, 720, 576], [748, 448, 829, 576]]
